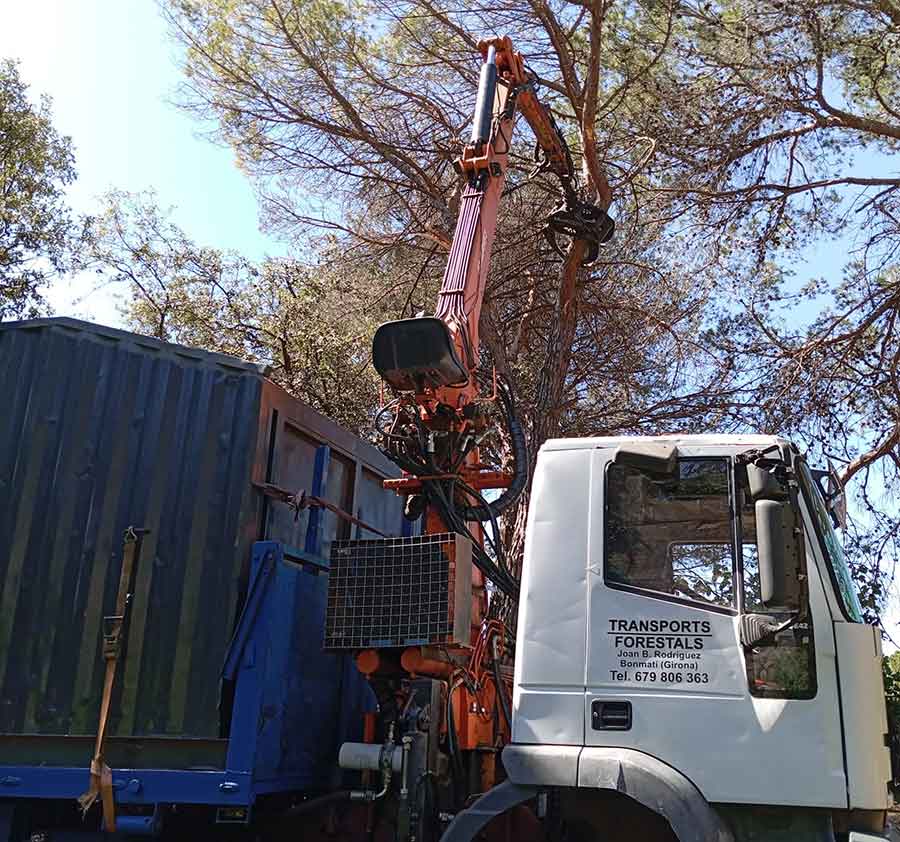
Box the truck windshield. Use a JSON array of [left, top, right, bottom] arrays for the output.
[[798, 460, 863, 622]]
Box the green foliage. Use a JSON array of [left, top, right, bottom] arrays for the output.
[[82, 191, 390, 432], [883, 651, 900, 727], [0, 59, 76, 320], [765, 646, 815, 697]]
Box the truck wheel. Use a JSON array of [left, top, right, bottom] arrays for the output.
[[559, 789, 678, 842]]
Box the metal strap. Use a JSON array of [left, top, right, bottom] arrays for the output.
[[78, 526, 145, 832]]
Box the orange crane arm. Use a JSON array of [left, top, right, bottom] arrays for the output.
[[367, 37, 616, 796], [371, 34, 614, 599], [436, 35, 614, 400]]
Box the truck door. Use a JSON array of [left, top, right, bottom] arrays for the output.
[[584, 447, 847, 808]]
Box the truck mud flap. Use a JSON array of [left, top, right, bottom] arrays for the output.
[[440, 781, 539, 842]]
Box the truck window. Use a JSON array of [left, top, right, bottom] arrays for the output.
[[737, 470, 817, 699], [605, 458, 735, 610], [798, 461, 864, 622]]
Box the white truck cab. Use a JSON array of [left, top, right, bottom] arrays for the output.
[[445, 435, 892, 842]]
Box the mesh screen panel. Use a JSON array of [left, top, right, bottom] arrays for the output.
[[325, 533, 471, 649]]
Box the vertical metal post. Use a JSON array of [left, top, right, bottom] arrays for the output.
[[305, 445, 331, 556], [401, 514, 416, 538], [225, 542, 276, 774], [350, 461, 362, 540]]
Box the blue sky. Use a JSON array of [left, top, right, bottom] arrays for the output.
[[0, 0, 284, 325]]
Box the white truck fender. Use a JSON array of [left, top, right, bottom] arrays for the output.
[[441, 746, 734, 842]]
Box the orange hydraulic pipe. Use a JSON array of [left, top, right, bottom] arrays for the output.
[[400, 647, 454, 679]]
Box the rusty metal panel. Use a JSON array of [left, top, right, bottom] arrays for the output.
[[356, 467, 405, 540], [255, 381, 403, 549], [265, 421, 321, 551]]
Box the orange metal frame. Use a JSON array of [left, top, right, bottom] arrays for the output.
[[372, 34, 570, 760]]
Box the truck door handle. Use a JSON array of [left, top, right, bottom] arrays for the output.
[[591, 700, 632, 730]]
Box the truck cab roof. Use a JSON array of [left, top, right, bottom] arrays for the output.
[[539, 433, 793, 452]]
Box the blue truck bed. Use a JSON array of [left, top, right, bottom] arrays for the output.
[[0, 542, 373, 837]]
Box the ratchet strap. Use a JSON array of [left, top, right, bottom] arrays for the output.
[[78, 526, 146, 832]]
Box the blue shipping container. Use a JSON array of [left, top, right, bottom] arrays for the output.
[[0, 318, 407, 836]]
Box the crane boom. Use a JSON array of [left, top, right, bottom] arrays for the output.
[[374, 35, 613, 413], [363, 32, 616, 814], [439, 36, 613, 381], [372, 37, 614, 602]]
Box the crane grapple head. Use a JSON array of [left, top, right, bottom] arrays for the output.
[[545, 200, 615, 265]]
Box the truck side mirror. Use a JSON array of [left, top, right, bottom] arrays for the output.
[[756, 499, 800, 609], [746, 463, 788, 501]]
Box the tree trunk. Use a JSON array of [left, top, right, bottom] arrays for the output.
[[505, 240, 588, 577]]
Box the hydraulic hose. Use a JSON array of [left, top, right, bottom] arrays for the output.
[[491, 637, 512, 732], [446, 680, 465, 809], [285, 790, 352, 816], [458, 405, 528, 522]]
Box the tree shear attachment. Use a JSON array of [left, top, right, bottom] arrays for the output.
[[544, 197, 615, 265]]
